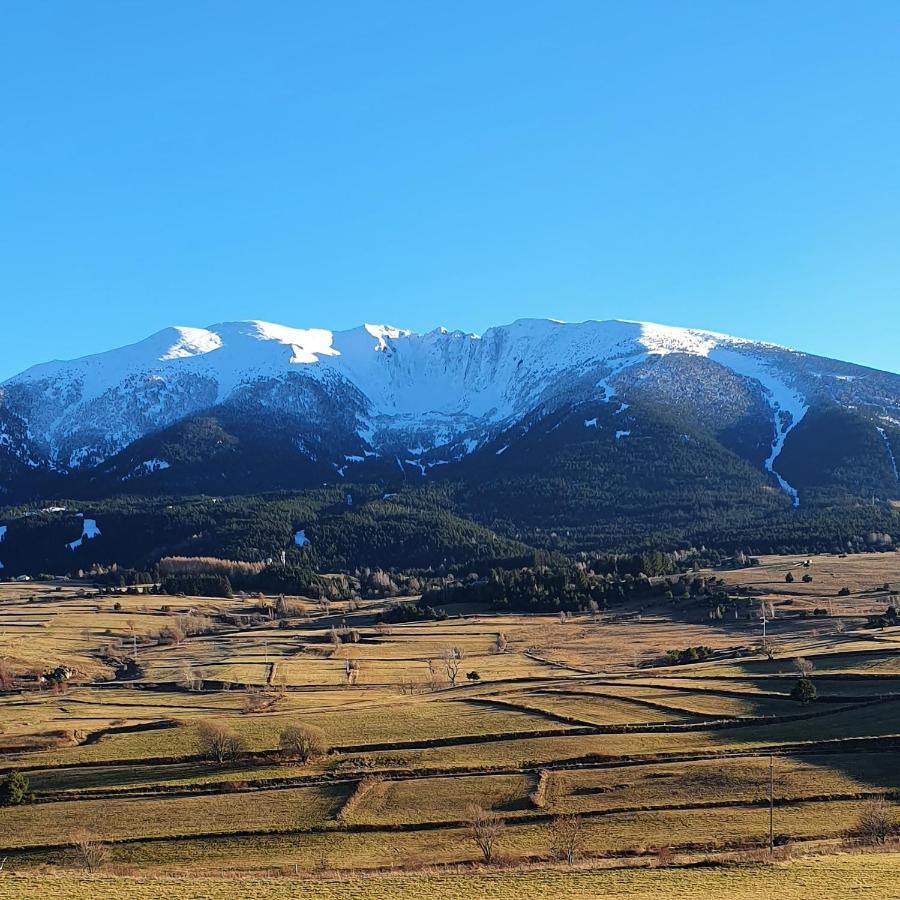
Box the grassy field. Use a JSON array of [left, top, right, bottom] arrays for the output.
[[3, 854, 900, 899], [1, 551, 899, 897]]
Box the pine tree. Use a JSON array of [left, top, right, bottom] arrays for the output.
[[0, 771, 30, 806]]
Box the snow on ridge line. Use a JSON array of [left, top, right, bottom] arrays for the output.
[[364, 323, 411, 350], [628, 320, 791, 353], [5, 316, 890, 500], [1, 317, 759, 387], [0, 316, 843, 436]]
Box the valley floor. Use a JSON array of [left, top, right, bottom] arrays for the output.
[[3, 852, 900, 900], [1, 551, 899, 897]]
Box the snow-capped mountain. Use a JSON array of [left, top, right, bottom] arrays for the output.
[[1, 317, 899, 507]]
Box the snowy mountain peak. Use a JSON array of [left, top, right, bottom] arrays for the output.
[[1, 317, 898, 508]]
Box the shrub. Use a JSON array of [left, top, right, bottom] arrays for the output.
[[847, 797, 894, 844], [665, 645, 714, 665], [790, 678, 817, 704], [158, 620, 186, 645], [70, 830, 109, 873]]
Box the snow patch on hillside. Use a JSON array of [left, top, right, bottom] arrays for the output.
[[160, 327, 224, 360], [709, 347, 808, 507], [877, 427, 899, 481], [595, 353, 648, 401], [241, 321, 339, 365]]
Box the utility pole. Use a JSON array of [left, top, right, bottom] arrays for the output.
[[768, 754, 775, 855]]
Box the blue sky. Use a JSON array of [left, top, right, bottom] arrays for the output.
[[1, 1, 899, 378]]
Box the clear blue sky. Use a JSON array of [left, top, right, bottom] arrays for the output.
[[2, 1, 899, 378]]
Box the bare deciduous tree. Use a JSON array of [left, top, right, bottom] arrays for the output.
[[465, 804, 504, 864], [180, 664, 200, 691], [443, 647, 461, 688], [793, 657, 814, 677], [70, 830, 109, 873], [242, 686, 268, 713], [550, 814, 585, 864], [426, 658, 441, 692], [847, 797, 894, 844], [279, 723, 328, 762], [197, 721, 244, 763]]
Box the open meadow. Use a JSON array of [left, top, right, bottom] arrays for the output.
[[1, 551, 899, 897]]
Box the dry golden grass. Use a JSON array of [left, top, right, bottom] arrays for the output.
[[3, 552, 900, 889], [4, 853, 900, 900], [484, 691, 700, 725], [0, 783, 347, 848]]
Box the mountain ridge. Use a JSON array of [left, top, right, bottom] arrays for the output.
[[1, 316, 899, 520]]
